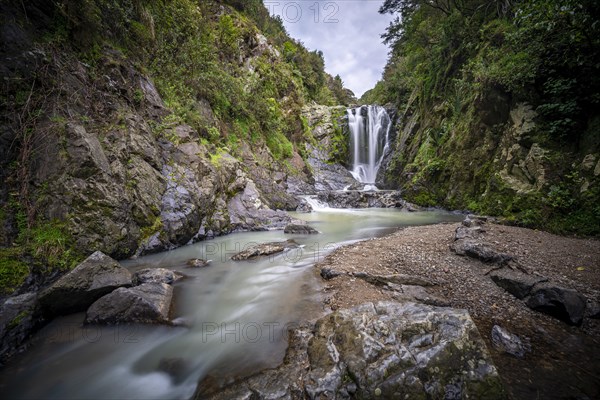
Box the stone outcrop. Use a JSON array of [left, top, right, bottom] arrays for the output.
[[489, 269, 548, 299], [196, 302, 504, 399], [86, 282, 173, 325], [301, 104, 360, 192], [451, 216, 512, 265], [317, 190, 420, 210], [451, 240, 513, 264], [38, 251, 132, 317]]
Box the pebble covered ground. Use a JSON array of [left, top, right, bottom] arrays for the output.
[[315, 222, 600, 400]]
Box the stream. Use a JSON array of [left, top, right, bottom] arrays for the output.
[[0, 208, 463, 399]]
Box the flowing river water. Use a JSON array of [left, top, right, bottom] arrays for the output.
[[0, 208, 463, 399]]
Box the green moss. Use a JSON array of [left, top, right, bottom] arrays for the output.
[[0, 248, 29, 296], [140, 216, 162, 241], [8, 310, 30, 330]]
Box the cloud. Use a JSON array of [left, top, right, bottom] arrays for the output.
[[263, 0, 393, 98]]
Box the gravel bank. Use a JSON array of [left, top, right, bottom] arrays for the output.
[[315, 222, 600, 400]]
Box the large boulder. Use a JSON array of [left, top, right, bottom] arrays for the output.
[[38, 251, 132, 317], [196, 302, 504, 399], [86, 283, 173, 325], [526, 283, 587, 326]]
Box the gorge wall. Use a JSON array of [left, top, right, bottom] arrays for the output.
[[0, 0, 354, 297], [362, 0, 600, 235]]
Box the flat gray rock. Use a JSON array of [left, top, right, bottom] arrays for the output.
[[231, 240, 299, 261]]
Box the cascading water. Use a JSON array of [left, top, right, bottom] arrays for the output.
[[347, 105, 391, 190]]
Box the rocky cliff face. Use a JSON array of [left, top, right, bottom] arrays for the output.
[[0, 0, 345, 297], [1, 32, 302, 261], [381, 88, 600, 234]]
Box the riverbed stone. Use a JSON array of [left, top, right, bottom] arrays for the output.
[[320, 268, 343, 280], [353, 272, 436, 287], [231, 240, 299, 261], [283, 223, 319, 234], [196, 301, 504, 399], [491, 325, 529, 358], [38, 251, 132, 317], [186, 258, 210, 268], [451, 240, 513, 265], [489, 269, 548, 299], [133, 268, 182, 285], [526, 283, 587, 326], [85, 282, 173, 324]]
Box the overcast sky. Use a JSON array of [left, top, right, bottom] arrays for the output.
[[263, 0, 394, 98]]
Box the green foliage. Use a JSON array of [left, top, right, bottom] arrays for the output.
[[21, 219, 83, 271], [0, 248, 29, 296], [373, 0, 600, 235]]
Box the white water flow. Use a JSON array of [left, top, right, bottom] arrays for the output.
[[302, 195, 330, 211], [347, 105, 391, 190]]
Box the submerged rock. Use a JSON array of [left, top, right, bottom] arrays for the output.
[[196, 301, 503, 399], [231, 240, 299, 261], [283, 223, 319, 234], [38, 251, 132, 317], [86, 283, 173, 325], [186, 259, 210, 268], [526, 283, 587, 326], [491, 325, 530, 358], [133, 268, 182, 285]]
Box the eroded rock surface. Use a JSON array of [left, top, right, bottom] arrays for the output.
[[196, 301, 504, 399]]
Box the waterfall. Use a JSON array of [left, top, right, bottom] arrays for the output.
[[347, 105, 391, 190]]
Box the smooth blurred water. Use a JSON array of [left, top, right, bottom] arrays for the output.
[[0, 209, 463, 399]]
